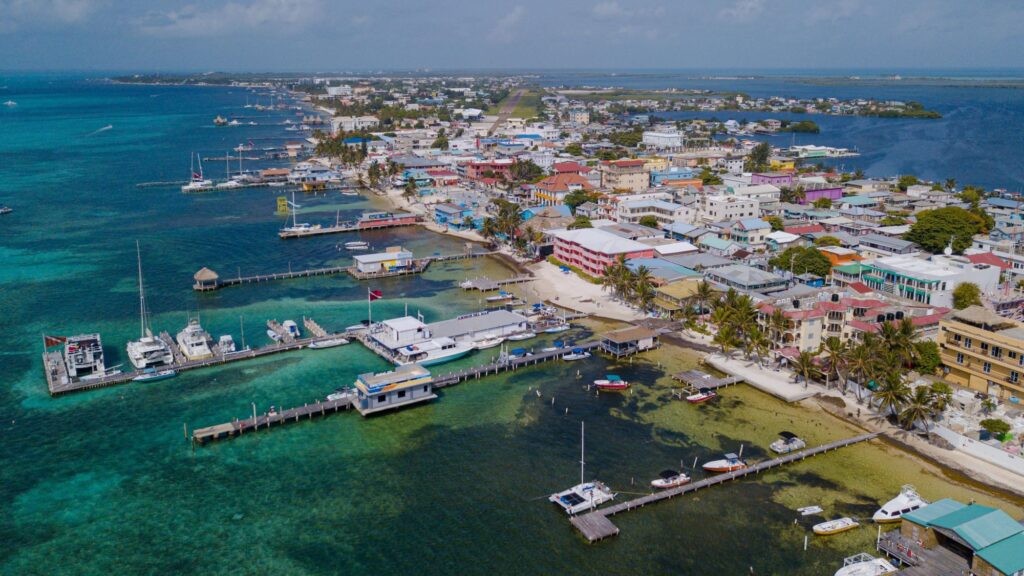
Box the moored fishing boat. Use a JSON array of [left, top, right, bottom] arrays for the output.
[[686, 387, 716, 404], [770, 431, 807, 454], [813, 517, 859, 535], [308, 337, 348, 349], [507, 331, 536, 341], [650, 469, 690, 489], [594, 374, 629, 391], [702, 451, 747, 473], [873, 485, 927, 523]]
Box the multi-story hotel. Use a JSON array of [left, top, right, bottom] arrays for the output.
[[939, 306, 1024, 400]]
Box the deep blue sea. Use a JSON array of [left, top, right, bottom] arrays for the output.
[[0, 72, 1021, 575]]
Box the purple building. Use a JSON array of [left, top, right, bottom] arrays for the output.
[[800, 186, 844, 205], [751, 172, 794, 187]]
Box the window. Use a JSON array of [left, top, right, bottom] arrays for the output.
[[378, 394, 386, 403], [993, 346, 1003, 359], [423, 385, 429, 392], [1010, 351, 1018, 360], [981, 342, 990, 352], [953, 333, 961, 342], [397, 390, 407, 399], [956, 353, 964, 365], [965, 337, 973, 349], [983, 362, 992, 374], [1012, 372, 1019, 384]]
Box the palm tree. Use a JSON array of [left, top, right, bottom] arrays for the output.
[[769, 308, 788, 347], [746, 327, 770, 365], [873, 373, 912, 420], [847, 340, 878, 400], [820, 336, 847, 391], [944, 178, 957, 192], [929, 382, 953, 418], [899, 386, 934, 432], [632, 266, 656, 311], [480, 217, 498, 240], [714, 324, 738, 358], [709, 305, 733, 331], [792, 351, 819, 388], [694, 281, 715, 327]]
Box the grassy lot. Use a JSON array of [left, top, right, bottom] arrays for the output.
[[486, 89, 542, 119]]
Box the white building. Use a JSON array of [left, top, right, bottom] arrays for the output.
[[700, 195, 759, 223], [862, 255, 1001, 307], [642, 131, 684, 150], [616, 199, 695, 227], [331, 115, 379, 134], [567, 109, 590, 125], [326, 85, 353, 97]]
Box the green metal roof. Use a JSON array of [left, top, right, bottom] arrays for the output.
[[832, 262, 865, 275], [977, 532, 1024, 575], [699, 236, 734, 250], [931, 505, 1023, 551], [903, 498, 966, 526]]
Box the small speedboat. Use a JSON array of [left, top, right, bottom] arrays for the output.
[[486, 291, 514, 303], [834, 554, 898, 576], [0, 206, 12, 215], [327, 388, 352, 402], [3, 100, 16, 107], [267, 329, 282, 342], [703, 452, 747, 473], [814, 517, 860, 536], [594, 374, 629, 391], [473, 335, 505, 350], [345, 241, 369, 250], [686, 388, 716, 404], [562, 348, 591, 361], [132, 368, 177, 383], [544, 324, 570, 334], [308, 337, 348, 349], [507, 331, 536, 341], [341, 191, 360, 196], [873, 485, 927, 523], [651, 470, 690, 489], [770, 431, 807, 454]]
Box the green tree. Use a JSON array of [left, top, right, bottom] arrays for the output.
[[952, 283, 983, 309], [638, 215, 660, 229], [897, 175, 919, 191], [913, 341, 942, 374], [981, 418, 1011, 439], [402, 178, 418, 202], [814, 235, 841, 247], [765, 215, 784, 231], [904, 207, 984, 254], [899, 386, 934, 431], [813, 197, 833, 209], [564, 143, 583, 156], [873, 373, 911, 419], [699, 168, 723, 185], [792, 351, 819, 388], [769, 246, 832, 277], [880, 215, 907, 226], [745, 142, 771, 172], [568, 215, 593, 229]]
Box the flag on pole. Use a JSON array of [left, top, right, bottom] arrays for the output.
[[368, 289, 383, 301], [44, 335, 67, 348]]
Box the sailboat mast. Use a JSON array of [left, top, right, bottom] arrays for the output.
[[291, 191, 298, 228], [135, 240, 147, 338], [580, 421, 585, 485]]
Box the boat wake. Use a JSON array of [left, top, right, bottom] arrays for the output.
[[87, 124, 114, 136]]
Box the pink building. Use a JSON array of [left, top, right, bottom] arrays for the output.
[[551, 228, 655, 277], [751, 172, 794, 187], [800, 186, 844, 205]]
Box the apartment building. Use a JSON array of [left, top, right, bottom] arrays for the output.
[[616, 199, 695, 227], [700, 195, 759, 223], [600, 159, 650, 192], [940, 306, 1024, 400], [862, 255, 1000, 307]]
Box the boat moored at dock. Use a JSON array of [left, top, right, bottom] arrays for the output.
[[702, 451, 748, 473], [132, 368, 177, 383], [650, 470, 690, 489], [685, 388, 716, 404], [550, 423, 616, 515], [562, 348, 591, 361], [395, 337, 475, 366], [873, 485, 927, 523], [594, 374, 629, 391], [834, 554, 897, 576], [176, 319, 215, 361], [308, 337, 348, 349], [770, 431, 807, 454], [813, 517, 860, 535]]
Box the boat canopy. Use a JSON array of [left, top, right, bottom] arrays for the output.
[[571, 347, 584, 353], [724, 453, 739, 460], [778, 431, 799, 440], [698, 387, 711, 394], [510, 348, 527, 355], [606, 374, 622, 381], [659, 469, 680, 479]]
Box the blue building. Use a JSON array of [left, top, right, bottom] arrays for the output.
[[433, 203, 475, 229]]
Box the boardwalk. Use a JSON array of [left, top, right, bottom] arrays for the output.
[[672, 370, 744, 393], [192, 391, 357, 444], [460, 275, 534, 291], [570, 432, 882, 542], [278, 217, 422, 239], [433, 342, 601, 387]]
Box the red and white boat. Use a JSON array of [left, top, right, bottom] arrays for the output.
[[651, 470, 691, 489], [686, 387, 717, 404], [594, 375, 629, 391], [702, 451, 748, 473]]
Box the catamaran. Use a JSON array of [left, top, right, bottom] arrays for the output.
[[873, 485, 927, 523], [181, 152, 213, 192], [279, 191, 322, 234], [126, 242, 174, 370], [549, 422, 616, 515]]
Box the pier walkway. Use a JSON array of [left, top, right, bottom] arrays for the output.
[[460, 275, 534, 291], [671, 370, 744, 395], [278, 217, 422, 239], [570, 432, 882, 542]]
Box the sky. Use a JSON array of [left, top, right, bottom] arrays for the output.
[[1, 0, 1023, 71]]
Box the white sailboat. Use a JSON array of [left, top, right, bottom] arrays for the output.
[[280, 191, 322, 234], [126, 242, 174, 370], [549, 422, 616, 515], [181, 152, 212, 192]]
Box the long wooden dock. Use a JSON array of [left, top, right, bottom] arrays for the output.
[[278, 215, 423, 239], [192, 391, 357, 444], [460, 275, 534, 291], [570, 432, 882, 542], [671, 370, 744, 395]]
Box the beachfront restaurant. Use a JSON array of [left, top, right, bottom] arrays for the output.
[[600, 327, 659, 357], [354, 364, 436, 416]]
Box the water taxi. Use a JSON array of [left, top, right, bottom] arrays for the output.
[[594, 375, 629, 391], [873, 485, 927, 523], [686, 388, 716, 404], [703, 452, 747, 473], [770, 431, 807, 454], [813, 517, 859, 535], [345, 241, 369, 250], [0, 206, 11, 215], [651, 470, 690, 489], [308, 337, 349, 349], [550, 423, 616, 515], [834, 554, 897, 576], [132, 368, 177, 383]]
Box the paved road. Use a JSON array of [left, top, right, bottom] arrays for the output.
[[487, 89, 526, 136]]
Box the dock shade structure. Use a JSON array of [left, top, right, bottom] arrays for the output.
[[193, 267, 220, 291], [600, 327, 659, 357], [353, 364, 437, 416]]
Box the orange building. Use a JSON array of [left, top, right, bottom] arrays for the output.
[[819, 246, 862, 266]]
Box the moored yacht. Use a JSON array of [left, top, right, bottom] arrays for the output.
[[395, 337, 475, 366], [473, 334, 505, 350], [181, 153, 212, 192], [126, 242, 174, 370], [834, 553, 897, 576], [770, 431, 807, 454], [550, 422, 616, 515], [651, 470, 690, 489], [873, 485, 927, 523], [176, 319, 215, 361]]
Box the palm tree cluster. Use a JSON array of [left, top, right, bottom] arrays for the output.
[[600, 255, 657, 311], [481, 199, 524, 245], [689, 286, 769, 363]]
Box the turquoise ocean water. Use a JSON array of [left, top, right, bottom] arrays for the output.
[[0, 73, 1021, 575]]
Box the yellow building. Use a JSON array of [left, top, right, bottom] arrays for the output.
[[939, 306, 1024, 400], [769, 158, 796, 172], [643, 156, 669, 172]]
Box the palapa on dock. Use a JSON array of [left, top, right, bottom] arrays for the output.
[[570, 432, 881, 543]]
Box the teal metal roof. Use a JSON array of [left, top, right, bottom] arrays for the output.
[[932, 505, 1023, 550], [699, 236, 734, 250], [977, 532, 1024, 575], [903, 498, 966, 526]]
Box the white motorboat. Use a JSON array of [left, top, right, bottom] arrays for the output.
[[651, 470, 690, 489], [473, 335, 505, 350], [345, 241, 369, 250], [770, 431, 807, 454], [395, 337, 475, 366], [485, 291, 515, 303], [873, 485, 927, 523], [176, 319, 215, 361], [215, 179, 244, 189], [126, 243, 174, 370], [217, 335, 237, 353], [550, 422, 616, 515], [507, 331, 536, 341], [341, 190, 360, 196], [702, 451, 748, 473], [309, 337, 349, 349], [813, 517, 859, 535], [562, 348, 591, 361], [132, 368, 177, 383], [544, 324, 570, 334], [327, 388, 353, 402], [3, 100, 16, 107], [282, 320, 300, 339], [834, 554, 897, 576], [266, 329, 282, 342]]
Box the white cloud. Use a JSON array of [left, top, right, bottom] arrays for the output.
[[719, 0, 765, 22], [137, 0, 321, 38], [490, 5, 525, 44], [0, 0, 100, 32]]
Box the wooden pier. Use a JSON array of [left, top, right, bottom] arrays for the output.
[[570, 432, 882, 543], [278, 215, 423, 239], [191, 391, 357, 444], [460, 275, 535, 291], [671, 370, 744, 395], [432, 342, 602, 388], [193, 251, 499, 291]]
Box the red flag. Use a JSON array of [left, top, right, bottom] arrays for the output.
[[368, 289, 383, 301], [44, 335, 67, 348]]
